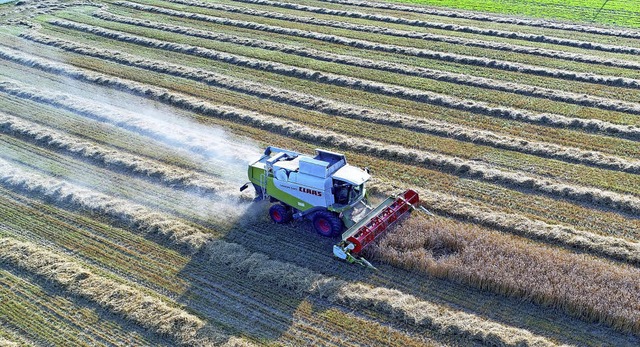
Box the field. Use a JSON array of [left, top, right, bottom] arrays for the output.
[[0, 0, 639, 346], [382, 0, 640, 28]]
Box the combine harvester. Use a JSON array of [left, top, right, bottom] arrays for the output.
[[241, 147, 432, 269]]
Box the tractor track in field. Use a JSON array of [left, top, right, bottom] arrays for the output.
[[314, 0, 640, 39], [225, 0, 640, 55], [29, 23, 640, 142], [94, 10, 640, 117], [0, 134, 245, 235], [15, 31, 640, 176], [115, 1, 640, 90], [225, 0, 640, 71]]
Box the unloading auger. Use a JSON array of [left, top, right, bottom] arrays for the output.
[[241, 146, 433, 269]]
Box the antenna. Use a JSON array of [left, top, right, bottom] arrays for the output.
[[593, 0, 611, 22]]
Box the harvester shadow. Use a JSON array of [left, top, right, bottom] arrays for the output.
[[173, 200, 384, 344]]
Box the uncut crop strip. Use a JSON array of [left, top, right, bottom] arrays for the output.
[[0, 158, 211, 253], [368, 216, 640, 334], [117, 1, 640, 90], [0, 160, 556, 346], [315, 0, 640, 39], [6, 46, 640, 217], [0, 109, 233, 196], [228, 0, 640, 55], [163, 0, 640, 72], [227, 0, 640, 70], [367, 181, 640, 266], [94, 10, 640, 117], [25, 30, 640, 175], [35, 24, 640, 142], [0, 238, 213, 346]]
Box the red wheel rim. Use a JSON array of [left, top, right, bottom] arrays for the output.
[[316, 218, 331, 235], [272, 209, 282, 222]]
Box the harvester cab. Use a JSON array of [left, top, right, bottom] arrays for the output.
[[240, 146, 430, 269]]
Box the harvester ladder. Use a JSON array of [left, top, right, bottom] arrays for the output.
[[259, 172, 268, 200]]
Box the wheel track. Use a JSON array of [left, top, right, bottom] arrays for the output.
[[0, 136, 238, 233]]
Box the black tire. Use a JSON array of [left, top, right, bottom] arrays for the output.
[[269, 204, 292, 224], [312, 211, 343, 237]]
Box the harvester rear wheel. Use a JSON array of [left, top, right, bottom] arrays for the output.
[[269, 204, 292, 224], [313, 211, 343, 237]]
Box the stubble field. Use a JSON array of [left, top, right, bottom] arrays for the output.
[[0, 0, 639, 346]]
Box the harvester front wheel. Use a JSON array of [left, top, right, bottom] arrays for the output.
[[269, 204, 292, 224], [313, 211, 343, 237]]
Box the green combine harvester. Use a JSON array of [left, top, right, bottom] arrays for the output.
[[241, 147, 431, 269]]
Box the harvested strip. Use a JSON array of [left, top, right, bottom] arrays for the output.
[[0, 110, 232, 195], [118, 1, 640, 89], [316, 0, 640, 39], [95, 10, 640, 116], [203, 240, 558, 346], [34, 25, 640, 142], [5, 45, 639, 216], [228, 0, 640, 70], [0, 161, 555, 346], [368, 216, 640, 334], [19, 30, 640, 176], [229, 0, 640, 55], [0, 68, 248, 168], [0, 158, 211, 252], [165, 0, 640, 72], [0, 336, 17, 347], [368, 181, 640, 266], [0, 237, 212, 345]]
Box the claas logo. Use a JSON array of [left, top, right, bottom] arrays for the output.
[[299, 187, 322, 197]]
